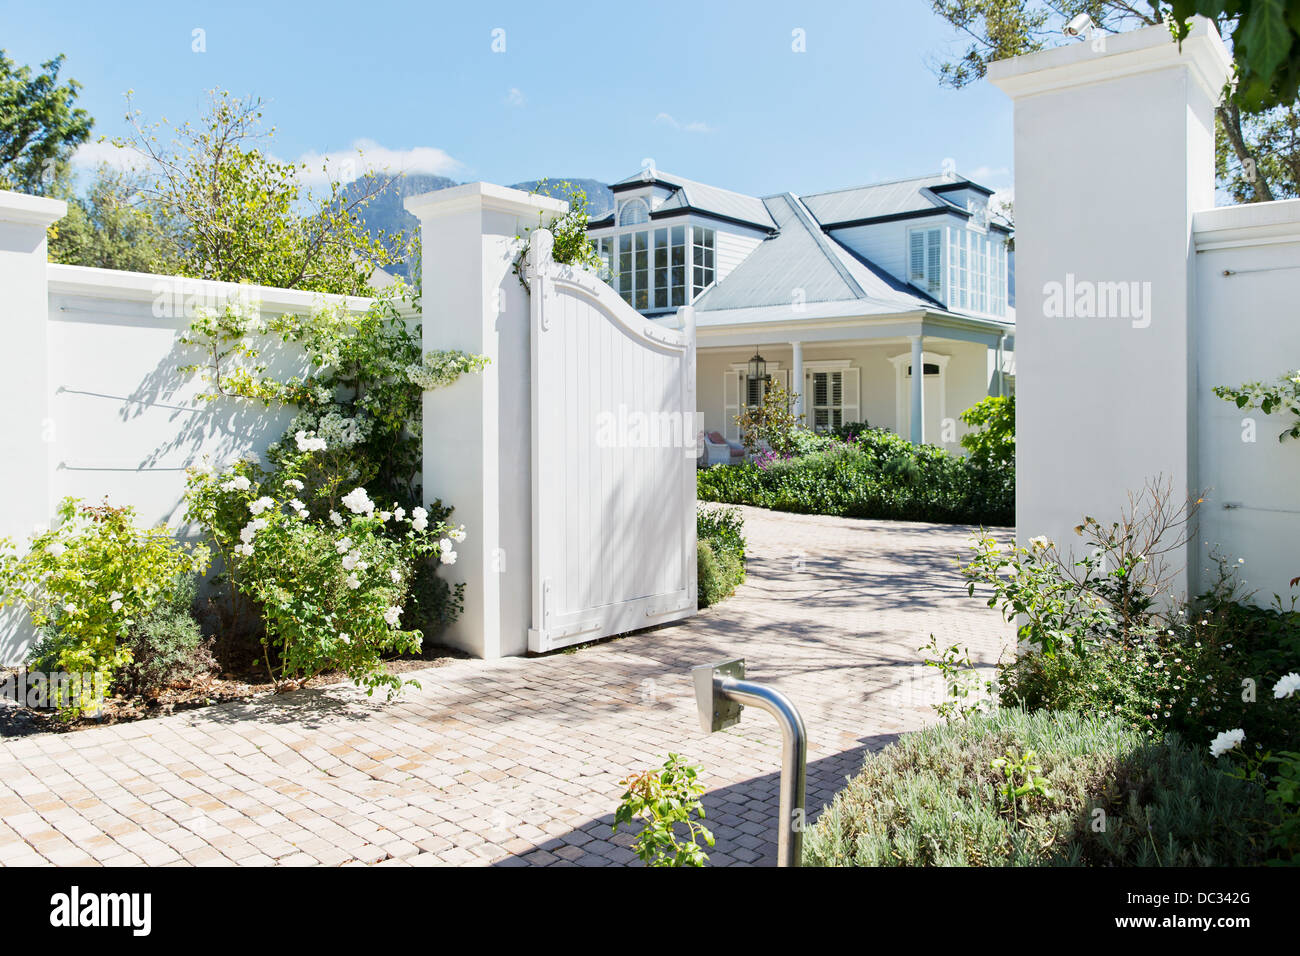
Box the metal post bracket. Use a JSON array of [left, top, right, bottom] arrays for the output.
[[692, 658, 745, 733]]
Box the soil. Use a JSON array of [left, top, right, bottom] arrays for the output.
[[0, 646, 469, 739]]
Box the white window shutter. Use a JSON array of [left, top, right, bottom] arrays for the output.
[[842, 367, 860, 425], [724, 371, 740, 442], [909, 231, 924, 281]]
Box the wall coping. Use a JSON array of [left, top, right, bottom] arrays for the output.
[[0, 189, 67, 228], [987, 17, 1232, 103], [404, 181, 568, 222], [46, 262, 377, 313], [1193, 198, 1300, 251]]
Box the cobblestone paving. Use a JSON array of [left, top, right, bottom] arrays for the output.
[[0, 507, 1012, 867]]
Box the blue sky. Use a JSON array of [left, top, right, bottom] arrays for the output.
[[1, 0, 1015, 198]]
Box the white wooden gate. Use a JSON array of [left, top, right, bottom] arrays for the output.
[[526, 230, 698, 652]]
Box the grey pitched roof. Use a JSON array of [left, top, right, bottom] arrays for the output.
[[692, 194, 937, 314], [610, 170, 775, 230], [800, 174, 989, 226]]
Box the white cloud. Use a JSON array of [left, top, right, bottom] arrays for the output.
[[505, 87, 525, 107], [71, 140, 149, 173], [655, 112, 711, 133], [966, 165, 1011, 186], [293, 139, 461, 187]]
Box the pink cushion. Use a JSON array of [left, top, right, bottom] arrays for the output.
[[707, 431, 726, 444]]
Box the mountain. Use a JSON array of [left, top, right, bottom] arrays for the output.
[[344, 174, 613, 277]]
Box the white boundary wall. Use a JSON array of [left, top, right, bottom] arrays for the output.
[[990, 19, 1300, 602], [0, 188, 375, 663]]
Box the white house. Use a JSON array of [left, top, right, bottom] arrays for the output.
[[586, 169, 1015, 450]]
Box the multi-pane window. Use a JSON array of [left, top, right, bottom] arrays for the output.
[[946, 227, 1008, 317], [593, 236, 613, 280], [810, 370, 844, 433], [908, 228, 942, 295], [618, 198, 649, 226], [693, 227, 715, 296], [607, 226, 688, 312]]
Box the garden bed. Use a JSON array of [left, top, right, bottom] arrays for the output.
[[0, 645, 469, 738]]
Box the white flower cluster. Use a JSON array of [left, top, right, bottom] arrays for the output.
[[285, 407, 372, 451], [295, 430, 327, 453], [222, 475, 252, 492], [405, 350, 490, 392], [342, 487, 375, 516], [248, 496, 275, 516], [384, 606, 402, 627], [411, 506, 428, 532], [284, 479, 304, 492]]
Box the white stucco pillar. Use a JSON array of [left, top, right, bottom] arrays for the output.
[[909, 334, 924, 445], [0, 190, 65, 664], [404, 183, 567, 659], [988, 19, 1231, 598], [790, 340, 804, 423]]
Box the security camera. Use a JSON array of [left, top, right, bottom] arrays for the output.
[[1063, 13, 1093, 38]]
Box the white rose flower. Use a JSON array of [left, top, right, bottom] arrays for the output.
[[338, 632, 351, 644], [222, 475, 252, 492], [389, 569, 401, 583], [412, 507, 428, 522], [383, 606, 402, 627], [1274, 673, 1300, 700], [412, 518, 428, 532], [47, 541, 66, 557], [1209, 728, 1245, 758], [439, 537, 454, 553], [248, 496, 275, 516], [440, 550, 458, 566], [236, 543, 254, 557], [336, 537, 353, 555], [393, 508, 406, 522], [330, 511, 344, 527], [342, 551, 360, 571], [379, 511, 391, 523], [342, 487, 374, 515], [450, 526, 466, 543], [284, 479, 304, 492], [346, 573, 361, 590], [288, 498, 305, 511]]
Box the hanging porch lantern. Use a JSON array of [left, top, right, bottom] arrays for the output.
[[747, 351, 770, 384]]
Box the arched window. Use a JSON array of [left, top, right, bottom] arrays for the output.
[[618, 198, 649, 226]]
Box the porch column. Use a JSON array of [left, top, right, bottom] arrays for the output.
[[909, 334, 924, 445], [995, 333, 1006, 397], [790, 340, 804, 423]]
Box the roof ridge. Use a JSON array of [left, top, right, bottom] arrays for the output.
[[779, 193, 866, 300], [802, 172, 959, 199]]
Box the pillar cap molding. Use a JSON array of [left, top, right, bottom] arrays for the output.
[[404, 181, 568, 222], [0, 190, 66, 228], [987, 17, 1232, 105]]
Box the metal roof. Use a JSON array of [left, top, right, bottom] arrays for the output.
[[610, 170, 775, 230], [692, 194, 937, 314], [800, 174, 984, 225]]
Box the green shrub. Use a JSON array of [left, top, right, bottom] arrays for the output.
[[959, 394, 1015, 470], [0, 498, 210, 714], [697, 506, 746, 608], [698, 427, 1012, 525], [803, 707, 1268, 867], [697, 539, 744, 608], [119, 573, 213, 696]]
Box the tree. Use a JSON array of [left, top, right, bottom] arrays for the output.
[[929, 1, 1300, 203], [117, 90, 409, 294], [47, 164, 179, 272], [0, 50, 93, 194]]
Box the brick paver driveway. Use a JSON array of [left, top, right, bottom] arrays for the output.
[[0, 507, 1012, 866]]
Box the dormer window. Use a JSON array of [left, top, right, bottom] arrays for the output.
[[618, 198, 649, 226]]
